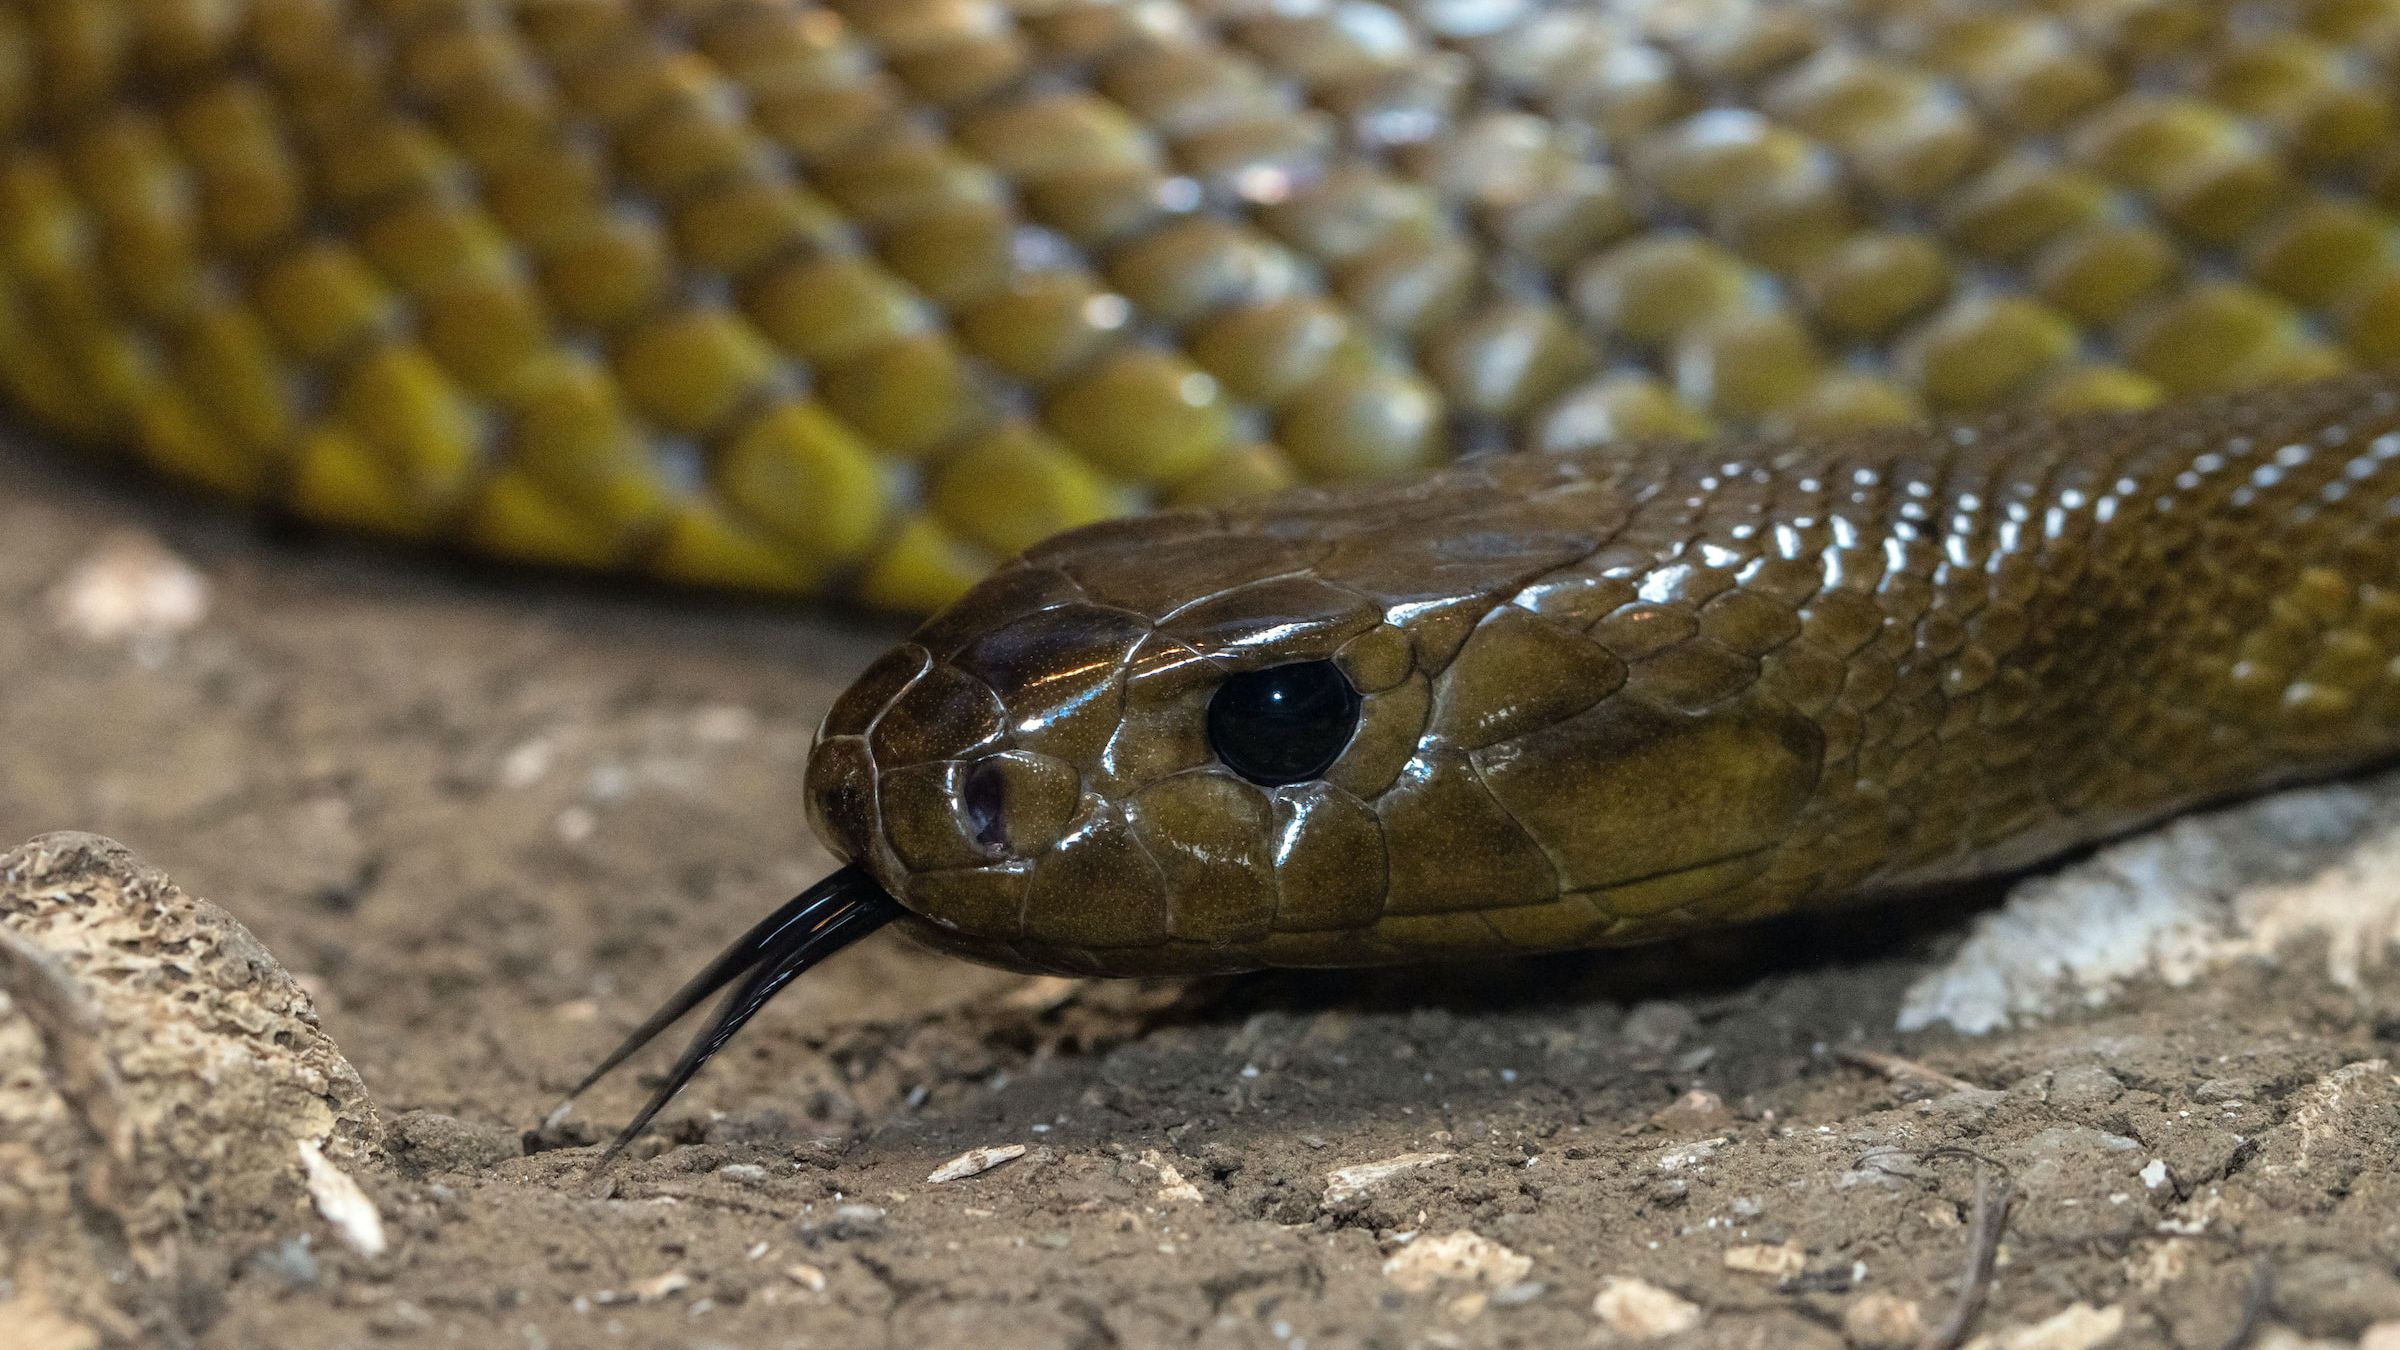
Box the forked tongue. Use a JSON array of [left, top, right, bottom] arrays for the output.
[[550, 864, 901, 1169]]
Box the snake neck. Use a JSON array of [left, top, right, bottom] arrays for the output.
[[1726, 374, 2400, 907], [1213, 371, 2400, 941]]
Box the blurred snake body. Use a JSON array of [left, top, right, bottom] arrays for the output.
[[18, 0, 2400, 1138]]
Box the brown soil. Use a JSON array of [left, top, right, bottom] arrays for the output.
[[6, 438, 2400, 1350]]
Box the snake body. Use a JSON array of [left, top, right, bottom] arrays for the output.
[[11, 0, 2400, 616], [15, 3, 2400, 1035]]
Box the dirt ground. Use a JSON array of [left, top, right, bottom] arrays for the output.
[[6, 437, 2400, 1350]]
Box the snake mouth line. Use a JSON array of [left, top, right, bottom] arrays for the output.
[[551, 864, 902, 1167], [1561, 842, 1780, 900]]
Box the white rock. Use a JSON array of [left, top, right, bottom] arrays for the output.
[[927, 1143, 1027, 1184], [1901, 778, 2400, 1034], [1591, 1277, 1702, 1339], [1381, 1231, 1532, 1294], [1322, 1151, 1455, 1207], [1963, 1302, 2124, 1350], [1138, 1149, 1204, 1204], [1654, 1137, 1726, 1172], [298, 1139, 386, 1258], [49, 529, 208, 645], [1843, 1292, 1925, 1348], [628, 1270, 690, 1303], [784, 1264, 827, 1294], [1721, 1240, 1805, 1278]]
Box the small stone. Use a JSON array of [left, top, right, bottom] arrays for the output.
[[2129, 1240, 2189, 1292], [1493, 1281, 1546, 1308], [927, 1143, 1027, 1184], [828, 1204, 886, 1239], [1722, 1241, 1806, 1279], [2251, 1331, 2351, 1350], [1592, 1277, 1703, 1339], [247, 1237, 321, 1290], [298, 1139, 386, 1257], [1381, 1231, 1533, 1294], [1138, 1149, 1204, 1204], [1000, 975, 1085, 1011], [791, 1137, 849, 1170], [2046, 1064, 2125, 1113], [1322, 1152, 1456, 1208], [784, 1264, 828, 1294], [1843, 1292, 1925, 1348], [1920, 1088, 2008, 1128], [2155, 1127, 2250, 1189], [716, 1163, 768, 1184], [384, 1110, 521, 1175], [628, 1271, 690, 1303], [1655, 1138, 1727, 1172], [1650, 1088, 1730, 1134], [688, 704, 758, 744], [1962, 1303, 2124, 1350], [48, 528, 209, 646]]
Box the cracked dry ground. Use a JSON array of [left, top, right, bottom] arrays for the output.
[[6, 438, 2400, 1350]]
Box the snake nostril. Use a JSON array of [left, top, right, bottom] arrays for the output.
[[963, 760, 1007, 850]]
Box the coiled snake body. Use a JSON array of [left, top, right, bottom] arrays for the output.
[[15, 0, 2400, 1142]]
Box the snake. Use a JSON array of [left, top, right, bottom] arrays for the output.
[[14, 0, 2400, 1153]]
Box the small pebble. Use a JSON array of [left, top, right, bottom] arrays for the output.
[[299, 1139, 386, 1258], [1138, 1149, 1204, 1204], [927, 1144, 1027, 1184], [1961, 1303, 2124, 1350], [1381, 1231, 1533, 1294], [1654, 1138, 1726, 1173], [1722, 1240, 1806, 1278], [829, 1204, 886, 1238], [1322, 1152, 1455, 1208], [1649, 1088, 1729, 1134], [1844, 1292, 1926, 1348], [1591, 1277, 1703, 1339], [49, 528, 209, 646], [629, 1271, 690, 1304]]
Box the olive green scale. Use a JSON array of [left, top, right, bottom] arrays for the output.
[[11, 0, 2400, 611]]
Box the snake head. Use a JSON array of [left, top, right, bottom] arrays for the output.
[[804, 509, 1433, 975], [806, 455, 1831, 976]]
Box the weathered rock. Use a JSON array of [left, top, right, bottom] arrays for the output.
[[0, 833, 378, 1344]]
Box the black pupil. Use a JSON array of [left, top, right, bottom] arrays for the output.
[[1205, 660, 1362, 787]]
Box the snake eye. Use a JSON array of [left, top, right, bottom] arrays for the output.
[[1206, 660, 1362, 786], [962, 759, 1007, 849]]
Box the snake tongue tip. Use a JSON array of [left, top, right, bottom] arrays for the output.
[[565, 865, 901, 1162]]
